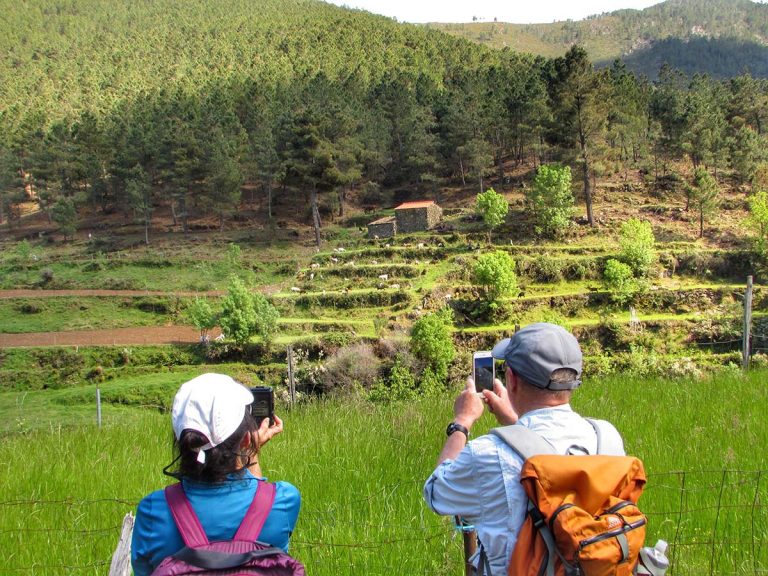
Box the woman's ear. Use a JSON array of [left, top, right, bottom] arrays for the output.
[[240, 432, 252, 449]]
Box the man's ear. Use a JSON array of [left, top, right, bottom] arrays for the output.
[[506, 368, 518, 393]]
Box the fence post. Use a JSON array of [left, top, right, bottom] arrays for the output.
[[455, 516, 477, 576], [743, 275, 753, 371], [96, 387, 102, 428], [108, 512, 134, 576], [287, 345, 295, 406]]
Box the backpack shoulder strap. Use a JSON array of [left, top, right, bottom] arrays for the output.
[[233, 480, 276, 542], [490, 425, 557, 461], [164, 482, 210, 548], [585, 418, 604, 454], [585, 418, 625, 456]]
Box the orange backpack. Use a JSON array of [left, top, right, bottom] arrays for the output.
[[490, 422, 647, 576]]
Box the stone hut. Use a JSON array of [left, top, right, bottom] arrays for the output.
[[394, 200, 442, 233], [367, 215, 397, 239]]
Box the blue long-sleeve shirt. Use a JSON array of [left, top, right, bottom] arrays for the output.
[[131, 471, 300, 576]]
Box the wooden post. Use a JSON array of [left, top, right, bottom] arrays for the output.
[[96, 387, 102, 428], [108, 513, 134, 576], [455, 516, 477, 576], [287, 346, 296, 406], [743, 275, 753, 371]]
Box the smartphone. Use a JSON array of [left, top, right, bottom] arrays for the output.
[[249, 386, 275, 426], [473, 351, 495, 392]]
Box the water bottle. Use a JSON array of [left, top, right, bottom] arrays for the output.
[[636, 539, 670, 576]]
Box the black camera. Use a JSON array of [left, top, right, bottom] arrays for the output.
[[249, 386, 275, 426]]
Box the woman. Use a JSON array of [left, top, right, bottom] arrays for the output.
[[131, 373, 301, 576]]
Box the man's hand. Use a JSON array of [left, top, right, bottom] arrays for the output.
[[453, 377, 485, 429], [482, 378, 518, 426]]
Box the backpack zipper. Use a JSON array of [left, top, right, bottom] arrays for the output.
[[578, 517, 647, 549]]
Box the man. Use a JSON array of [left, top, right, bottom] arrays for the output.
[[423, 323, 624, 576]]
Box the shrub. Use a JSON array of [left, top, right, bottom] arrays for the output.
[[603, 259, 638, 305], [619, 218, 656, 277], [319, 343, 381, 394], [531, 256, 564, 283], [475, 187, 509, 241], [472, 251, 519, 302], [185, 297, 217, 341], [219, 276, 279, 345], [527, 164, 574, 238], [369, 356, 417, 402], [410, 307, 455, 381], [40, 268, 55, 285], [17, 301, 43, 314]]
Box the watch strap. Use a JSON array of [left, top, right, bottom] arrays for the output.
[[446, 422, 469, 438]]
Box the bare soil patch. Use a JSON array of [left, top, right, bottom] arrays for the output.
[[0, 325, 222, 348]]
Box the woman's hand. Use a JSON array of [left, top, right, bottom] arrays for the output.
[[256, 414, 284, 448]]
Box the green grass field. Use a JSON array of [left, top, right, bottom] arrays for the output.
[[1, 369, 766, 575]]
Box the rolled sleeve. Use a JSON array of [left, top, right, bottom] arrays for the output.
[[423, 444, 483, 518]]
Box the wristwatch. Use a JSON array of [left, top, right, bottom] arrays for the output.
[[446, 422, 469, 438]]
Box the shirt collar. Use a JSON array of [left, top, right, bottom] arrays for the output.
[[517, 404, 573, 427]]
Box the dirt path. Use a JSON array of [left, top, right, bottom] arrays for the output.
[[0, 289, 224, 299], [0, 325, 223, 348]]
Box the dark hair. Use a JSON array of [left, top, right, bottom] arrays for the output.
[[164, 410, 259, 483]]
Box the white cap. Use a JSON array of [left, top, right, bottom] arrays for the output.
[[171, 373, 254, 463]]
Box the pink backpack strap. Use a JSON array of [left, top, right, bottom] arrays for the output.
[[164, 482, 210, 548], [233, 481, 276, 542]]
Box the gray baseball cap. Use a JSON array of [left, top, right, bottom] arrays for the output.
[[491, 323, 582, 390]]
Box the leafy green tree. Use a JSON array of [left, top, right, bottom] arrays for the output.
[[225, 243, 243, 271], [219, 276, 279, 346], [251, 292, 280, 344], [619, 218, 656, 277], [51, 196, 77, 240], [686, 168, 720, 238], [475, 187, 508, 242], [527, 164, 574, 238], [603, 259, 639, 305], [186, 298, 217, 342], [410, 307, 455, 381], [472, 250, 519, 303], [747, 189, 768, 252]]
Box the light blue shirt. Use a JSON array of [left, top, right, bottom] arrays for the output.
[[131, 471, 300, 576], [423, 405, 624, 576]]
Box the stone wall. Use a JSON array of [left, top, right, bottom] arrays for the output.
[[367, 216, 396, 239], [396, 204, 442, 233]]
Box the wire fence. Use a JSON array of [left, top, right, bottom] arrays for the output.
[[1, 470, 766, 575]]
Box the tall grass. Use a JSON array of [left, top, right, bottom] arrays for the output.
[[0, 369, 766, 574]]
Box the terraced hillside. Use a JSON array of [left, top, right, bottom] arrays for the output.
[[1, 170, 764, 395]]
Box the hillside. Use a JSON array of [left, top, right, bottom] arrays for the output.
[[428, 0, 768, 78]]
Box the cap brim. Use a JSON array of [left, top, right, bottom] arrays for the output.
[[491, 338, 512, 360]]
